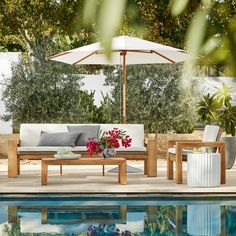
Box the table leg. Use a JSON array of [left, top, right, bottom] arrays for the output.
[[119, 161, 127, 185], [41, 161, 48, 185], [176, 147, 183, 184], [120, 205, 127, 222], [8, 140, 18, 178], [17, 158, 20, 175], [118, 165, 120, 182], [147, 139, 157, 177], [144, 159, 147, 175], [41, 207, 48, 223], [8, 206, 18, 223], [175, 205, 183, 234], [220, 144, 226, 184]]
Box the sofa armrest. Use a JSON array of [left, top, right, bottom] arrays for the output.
[[8, 139, 19, 151], [8, 139, 19, 178], [147, 138, 157, 177]]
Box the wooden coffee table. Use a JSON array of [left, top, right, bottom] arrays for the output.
[[41, 157, 127, 185]]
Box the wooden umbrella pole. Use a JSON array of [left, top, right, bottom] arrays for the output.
[[122, 50, 127, 124]]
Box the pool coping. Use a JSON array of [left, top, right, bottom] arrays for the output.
[[1, 192, 236, 201]]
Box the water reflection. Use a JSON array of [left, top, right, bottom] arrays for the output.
[[187, 205, 221, 236], [0, 200, 235, 235]]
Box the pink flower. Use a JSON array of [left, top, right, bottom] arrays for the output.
[[86, 138, 103, 156], [86, 128, 132, 156]]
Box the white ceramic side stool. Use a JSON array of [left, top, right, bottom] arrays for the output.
[[187, 153, 221, 187]]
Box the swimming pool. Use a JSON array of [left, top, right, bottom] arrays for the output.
[[0, 194, 236, 235]]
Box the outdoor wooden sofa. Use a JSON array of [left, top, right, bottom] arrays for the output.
[[8, 123, 157, 178], [167, 125, 226, 184]]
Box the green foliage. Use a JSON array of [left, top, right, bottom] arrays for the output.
[[1, 55, 99, 131], [97, 93, 120, 123], [137, 0, 199, 48], [219, 103, 236, 136], [196, 84, 236, 136], [196, 94, 220, 125], [104, 64, 198, 133], [0, 0, 81, 53], [214, 83, 233, 106], [171, 0, 236, 75], [3, 222, 21, 236], [83, 0, 197, 49], [143, 205, 178, 235]]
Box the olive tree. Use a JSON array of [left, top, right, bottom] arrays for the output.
[[104, 64, 199, 133], [1, 55, 98, 131]]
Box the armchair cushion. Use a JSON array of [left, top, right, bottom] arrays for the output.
[[202, 125, 220, 141], [168, 147, 193, 156]]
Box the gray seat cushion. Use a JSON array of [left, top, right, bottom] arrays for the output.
[[67, 125, 100, 146], [38, 131, 80, 147]]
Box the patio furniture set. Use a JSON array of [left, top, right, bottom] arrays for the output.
[[8, 124, 157, 185], [167, 125, 226, 186], [7, 123, 226, 186]]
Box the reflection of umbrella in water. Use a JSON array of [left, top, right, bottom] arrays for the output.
[[48, 35, 191, 124]]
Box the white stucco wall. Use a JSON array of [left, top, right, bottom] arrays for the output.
[[198, 77, 236, 104], [0, 52, 20, 134], [82, 73, 112, 106]]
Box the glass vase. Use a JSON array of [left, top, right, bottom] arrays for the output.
[[102, 148, 116, 159]]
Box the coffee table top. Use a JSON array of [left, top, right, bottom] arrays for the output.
[[42, 157, 126, 165]]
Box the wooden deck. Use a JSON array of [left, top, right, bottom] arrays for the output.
[[1, 159, 236, 194]]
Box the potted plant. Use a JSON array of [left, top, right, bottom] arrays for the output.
[[196, 83, 236, 169], [218, 103, 236, 169]]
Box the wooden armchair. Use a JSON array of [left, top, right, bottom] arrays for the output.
[[167, 125, 226, 184]]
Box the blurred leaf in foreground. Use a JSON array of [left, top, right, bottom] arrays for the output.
[[83, 0, 127, 59], [171, 0, 236, 75], [170, 0, 190, 16]]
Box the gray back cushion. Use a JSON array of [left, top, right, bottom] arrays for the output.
[[202, 125, 220, 141], [67, 125, 100, 146], [38, 131, 80, 147]]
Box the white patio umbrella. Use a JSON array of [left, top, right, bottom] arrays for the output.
[[48, 35, 190, 123]]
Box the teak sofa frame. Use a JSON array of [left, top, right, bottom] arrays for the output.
[[8, 138, 157, 178]]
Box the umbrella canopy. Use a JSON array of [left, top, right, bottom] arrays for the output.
[[48, 36, 191, 123]]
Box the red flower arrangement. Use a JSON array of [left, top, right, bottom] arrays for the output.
[[86, 128, 132, 157]]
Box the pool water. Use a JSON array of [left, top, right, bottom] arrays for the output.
[[0, 195, 236, 235]]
